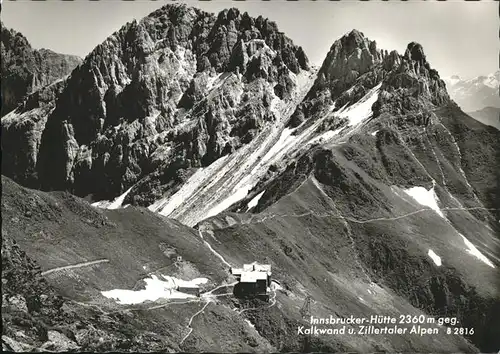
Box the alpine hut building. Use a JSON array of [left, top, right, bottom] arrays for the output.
[[231, 263, 272, 301]]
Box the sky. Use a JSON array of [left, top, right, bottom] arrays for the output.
[[2, 0, 498, 79]]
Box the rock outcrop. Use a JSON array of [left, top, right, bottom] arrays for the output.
[[1, 22, 81, 116], [376, 41, 450, 116], [2, 79, 68, 187]]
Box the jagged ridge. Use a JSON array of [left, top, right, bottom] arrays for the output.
[[2, 5, 311, 205], [1, 22, 81, 116]]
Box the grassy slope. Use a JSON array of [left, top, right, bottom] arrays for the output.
[[438, 104, 500, 217], [1, 176, 274, 352], [203, 111, 500, 352], [2, 102, 498, 352], [201, 172, 497, 351]]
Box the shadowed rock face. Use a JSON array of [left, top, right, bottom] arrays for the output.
[[1, 22, 82, 116], [1, 80, 68, 188]]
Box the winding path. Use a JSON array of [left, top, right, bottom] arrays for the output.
[[198, 229, 232, 268], [201, 281, 238, 297], [180, 300, 212, 345], [243, 206, 499, 226], [41, 259, 109, 276], [238, 282, 279, 315]]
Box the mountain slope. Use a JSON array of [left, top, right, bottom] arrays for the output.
[[1, 5, 499, 352], [147, 30, 499, 229], [1, 22, 82, 116], [2, 176, 275, 352], [2, 175, 490, 352], [466, 106, 500, 130], [200, 170, 499, 351]]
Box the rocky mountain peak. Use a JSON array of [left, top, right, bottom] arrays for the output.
[[1, 23, 81, 117], [317, 29, 382, 85], [404, 42, 427, 65], [289, 35, 451, 129], [382, 50, 402, 71], [2, 5, 314, 199], [289, 29, 384, 126], [145, 3, 202, 23], [338, 29, 379, 58], [375, 41, 450, 118]]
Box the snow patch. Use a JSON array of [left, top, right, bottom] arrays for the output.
[[403, 185, 444, 218], [204, 185, 252, 221], [101, 275, 208, 305], [460, 234, 495, 268], [92, 186, 133, 210], [427, 249, 442, 266], [244, 319, 255, 329], [260, 127, 295, 165], [338, 83, 382, 126], [150, 156, 229, 215], [246, 190, 265, 211], [206, 72, 224, 91], [305, 127, 343, 146]]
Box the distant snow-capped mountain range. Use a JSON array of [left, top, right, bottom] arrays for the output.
[[443, 71, 499, 129], [444, 71, 499, 111]]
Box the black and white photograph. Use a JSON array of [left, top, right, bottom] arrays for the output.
[[1, 0, 499, 352]]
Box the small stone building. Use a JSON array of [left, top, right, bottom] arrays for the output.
[[177, 285, 200, 297]]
